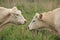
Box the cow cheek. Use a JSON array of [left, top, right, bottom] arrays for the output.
[[30, 23, 38, 29], [9, 17, 17, 23]]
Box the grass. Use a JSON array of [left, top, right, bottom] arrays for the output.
[[0, 1, 60, 40]]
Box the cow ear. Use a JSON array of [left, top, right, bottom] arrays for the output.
[[12, 6, 17, 10], [39, 14, 42, 19], [35, 13, 39, 18]]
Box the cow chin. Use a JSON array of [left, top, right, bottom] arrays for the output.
[[11, 22, 21, 25], [28, 27, 38, 31], [10, 20, 26, 25], [20, 22, 25, 25]]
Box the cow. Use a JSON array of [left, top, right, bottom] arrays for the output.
[[0, 7, 26, 31], [28, 8, 60, 37]]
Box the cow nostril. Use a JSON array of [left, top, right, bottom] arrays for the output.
[[24, 21, 26, 23]]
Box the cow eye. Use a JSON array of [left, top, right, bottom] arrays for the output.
[[33, 20, 35, 22], [16, 14, 19, 16]]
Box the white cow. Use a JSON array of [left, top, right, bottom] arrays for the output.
[[0, 7, 26, 31], [28, 8, 60, 37]]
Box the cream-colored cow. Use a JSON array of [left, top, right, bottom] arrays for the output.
[[0, 7, 26, 31], [28, 8, 60, 37]]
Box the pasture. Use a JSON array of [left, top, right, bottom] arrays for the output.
[[0, 0, 60, 40]]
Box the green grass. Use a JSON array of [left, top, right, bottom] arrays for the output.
[[0, 5, 60, 40]]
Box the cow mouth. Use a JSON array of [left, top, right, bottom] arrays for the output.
[[28, 27, 39, 31], [12, 22, 21, 25]]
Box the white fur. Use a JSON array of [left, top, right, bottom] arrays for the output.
[[28, 8, 60, 36], [0, 7, 26, 26], [54, 9, 60, 34]]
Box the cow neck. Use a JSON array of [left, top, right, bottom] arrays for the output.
[[0, 13, 11, 26], [40, 20, 58, 35]]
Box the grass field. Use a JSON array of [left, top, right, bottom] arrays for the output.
[[0, 0, 60, 40], [0, 5, 59, 40]]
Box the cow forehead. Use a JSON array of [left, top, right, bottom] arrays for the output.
[[31, 16, 38, 22], [13, 10, 21, 14], [34, 15, 39, 19]]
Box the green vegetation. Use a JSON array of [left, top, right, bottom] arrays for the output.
[[0, 0, 60, 40], [0, 5, 59, 40]]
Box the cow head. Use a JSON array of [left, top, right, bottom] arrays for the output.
[[9, 7, 26, 25], [28, 13, 49, 30]]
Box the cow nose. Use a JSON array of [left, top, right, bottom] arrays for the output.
[[24, 20, 26, 23], [27, 27, 32, 31]]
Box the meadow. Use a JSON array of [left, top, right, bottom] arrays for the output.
[[0, 0, 60, 40]]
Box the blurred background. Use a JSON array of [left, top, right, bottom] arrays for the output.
[[0, 0, 60, 40]]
